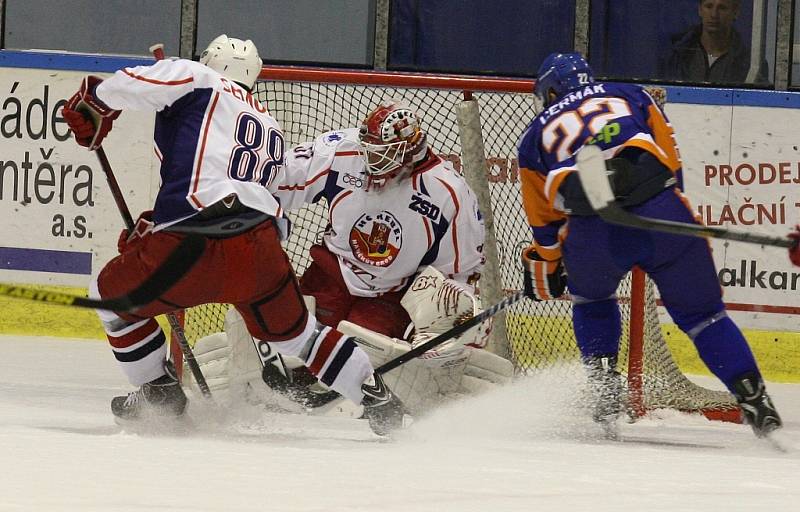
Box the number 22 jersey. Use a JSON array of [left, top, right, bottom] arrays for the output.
[[516, 81, 683, 257]]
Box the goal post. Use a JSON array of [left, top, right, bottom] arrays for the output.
[[174, 65, 739, 421], [456, 94, 511, 360]]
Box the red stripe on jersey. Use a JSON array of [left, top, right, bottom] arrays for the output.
[[308, 329, 344, 375], [334, 150, 361, 157], [277, 169, 330, 191], [189, 91, 221, 208], [108, 319, 161, 349], [122, 69, 194, 86], [423, 216, 432, 249], [436, 177, 461, 273]]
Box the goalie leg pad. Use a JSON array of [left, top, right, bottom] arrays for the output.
[[463, 347, 514, 385], [338, 320, 468, 414], [188, 310, 267, 403]]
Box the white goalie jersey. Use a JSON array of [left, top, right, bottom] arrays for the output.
[[268, 128, 486, 296]]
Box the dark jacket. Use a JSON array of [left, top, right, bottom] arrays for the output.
[[659, 24, 768, 85]]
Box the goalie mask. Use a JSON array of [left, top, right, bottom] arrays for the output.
[[200, 34, 262, 91], [358, 99, 428, 188]]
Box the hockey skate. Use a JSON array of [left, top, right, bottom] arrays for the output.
[[731, 372, 782, 438], [360, 372, 408, 436], [111, 361, 187, 423], [584, 355, 624, 437]]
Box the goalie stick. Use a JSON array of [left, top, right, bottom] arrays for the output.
[[575, 145, 793, 249], [0, 235, 203, 311], [261, 291, 527, 409]]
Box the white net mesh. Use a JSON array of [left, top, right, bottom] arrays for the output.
[[178, 71, 736, 416]]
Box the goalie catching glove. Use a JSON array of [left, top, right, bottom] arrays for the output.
[[62, 75, 120, 151], [400, 266, 492, 362], [522, 245, 567, 301]]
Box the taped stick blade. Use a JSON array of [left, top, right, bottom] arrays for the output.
[[576, 144, 615, 212]]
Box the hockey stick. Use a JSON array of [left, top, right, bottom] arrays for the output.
[[575, 145, 793, 249], [0, 235, 203, 311], [263, 291, 527, 408], [378, 291, 525, 373]]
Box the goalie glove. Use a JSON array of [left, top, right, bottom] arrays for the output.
[[521, 245, 567, 301], [401, 266, 491, 363], [61, 75, 120, 150]]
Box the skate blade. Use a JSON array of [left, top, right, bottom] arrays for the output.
[[114, 408, 194, 436]]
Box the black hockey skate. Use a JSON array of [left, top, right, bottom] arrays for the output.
[[731, 372, 782, 438], [111, 361, 187, 422], [584, 355, 624, 427], [360, 372, 408, 436]]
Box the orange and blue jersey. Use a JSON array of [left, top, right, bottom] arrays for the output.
[[516, 82, 682, 257]]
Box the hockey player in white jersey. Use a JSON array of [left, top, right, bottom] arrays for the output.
[[192, 99, 513, 413], [60, 35, 407, 435]]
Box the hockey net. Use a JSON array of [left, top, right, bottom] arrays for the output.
[[176, 67, 738, 420]]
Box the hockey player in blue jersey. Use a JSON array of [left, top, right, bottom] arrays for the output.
[[516, 52, 781, 437]]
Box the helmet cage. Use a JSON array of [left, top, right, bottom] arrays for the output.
[[359, 139, 409, 176]]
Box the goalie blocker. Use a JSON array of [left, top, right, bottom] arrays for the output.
[[188, 266, 513, 415]]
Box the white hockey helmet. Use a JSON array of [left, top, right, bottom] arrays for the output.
[[199, 34, 262, 91]]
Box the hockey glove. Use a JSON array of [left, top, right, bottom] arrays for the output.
[[117, 210, 154, 253], [521, 245, 567, 301], [788, 225, 800, 267], [62, 76, 120, 150]]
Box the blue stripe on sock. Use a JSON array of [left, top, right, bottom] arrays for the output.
[[320, 338, 356, 387]]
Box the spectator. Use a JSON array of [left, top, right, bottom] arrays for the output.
[[659, 0, 768, 84]]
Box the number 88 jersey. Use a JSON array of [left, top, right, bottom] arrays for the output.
[[95, 58, 286, 227]]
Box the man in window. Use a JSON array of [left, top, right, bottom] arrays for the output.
[[660, 0, 768, 84]]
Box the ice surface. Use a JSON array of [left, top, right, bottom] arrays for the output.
[[1, 335, 798, 512]]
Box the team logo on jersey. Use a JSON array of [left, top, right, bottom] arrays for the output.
[[349, 211, 402, 267], [323, 131, 346, 145]]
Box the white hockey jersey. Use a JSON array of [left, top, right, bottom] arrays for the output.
[[95, 59, 285, 228], [270, 128, 485, 297]]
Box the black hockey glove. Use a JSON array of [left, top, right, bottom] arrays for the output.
[[521, 245, 567, 301]]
